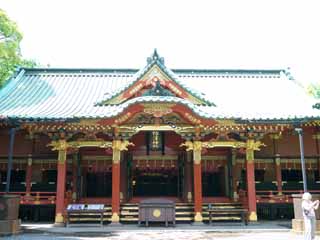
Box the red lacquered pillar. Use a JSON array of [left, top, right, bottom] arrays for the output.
[[193, 141, 203, 223], [275, 154, 283, 195], [111, 140, 121, 224], [246, 139, 257, 221], [25, 154, 33, 195], [54, 140, 67, 225]]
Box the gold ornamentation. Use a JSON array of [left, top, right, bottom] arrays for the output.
[[57, 150, 66, 164], [194, 212, 203, 222], [153, 209, 161, 218], [269, 133, 282, 140], [248, 211, 257, 221], [180, 141, 194, 151], [181, 140, 248, 151], [312, 133, 320, 140], [246, 139, 265, 151], [115, 112, 132, 124], [78, 119, 99, 125], [68, 141, 112, 149], [111, 212, 120, 222], [47, 141, 68, 164], [180, 141, 202, 164], [49, 140, 115, 163], [167, 82, 182, 96], [143, 103, 173, 117], [203, 141, 246, 149], [55, 213, 64, 223], [112, 140, 134, 164], [245, 139, 265, 163], [193, 141, 202, 164], [246, 149, 254, 163], [49, 140, 68, 151], [215, 119, 237, 125], [129, 83, 144, 95], [112, 140, 134, 151], [193, 141, 202, 151], [184, 112, 201, 124], [310, 120, 320, 126]]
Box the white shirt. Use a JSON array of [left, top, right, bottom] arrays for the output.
[[302, 200, 316, 218]]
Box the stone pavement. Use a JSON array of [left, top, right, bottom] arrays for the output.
[[0, 231, 313, 240], [1, 221, 318, 240]]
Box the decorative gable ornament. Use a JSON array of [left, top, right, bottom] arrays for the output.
[[142, 81, 175, 97], [96, 49, 216, 107]]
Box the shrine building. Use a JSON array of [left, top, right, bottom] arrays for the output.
[[0, 50, 320, 225]]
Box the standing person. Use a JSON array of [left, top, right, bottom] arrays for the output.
[[302, 192, 319, 240]]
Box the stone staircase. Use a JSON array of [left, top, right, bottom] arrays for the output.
[[120, 202, 245, 223], [66, 202, 246, 224]]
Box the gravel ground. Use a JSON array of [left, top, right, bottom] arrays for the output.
[[1, 231, 317, 240]]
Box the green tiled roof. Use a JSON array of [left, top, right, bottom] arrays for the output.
[[0, 52, 319, 123]]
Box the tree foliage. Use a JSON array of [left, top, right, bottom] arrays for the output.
[[307, 83, 320, 109], [307, 84, 320, 99], [0, 9, 35, 87]]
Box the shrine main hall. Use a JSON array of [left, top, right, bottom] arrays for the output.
[[0, 50, 320, 225]]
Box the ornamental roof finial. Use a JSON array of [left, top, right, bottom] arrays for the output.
[[147, 48, 164, 64], [284, 67, 295, 81]]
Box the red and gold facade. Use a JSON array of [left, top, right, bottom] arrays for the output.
[[1, 103, 320, 224], [1, 51, 320, 225]]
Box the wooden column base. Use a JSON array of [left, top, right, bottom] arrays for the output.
[[194, 212, 203, 222], [110, 213, 122, 226], [111, 212, 120, 222], [248, 211, 257, 221], [54, 213, 65, 226], [192, 212, 204, 225]]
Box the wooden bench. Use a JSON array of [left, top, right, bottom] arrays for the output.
[[66, 204, 105, 227], [207, 207, 248, 225]]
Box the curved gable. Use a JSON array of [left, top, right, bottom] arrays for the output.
[[96, 50, 216, 107]]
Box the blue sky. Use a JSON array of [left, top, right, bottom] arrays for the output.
[[1, 0, 320, 85]]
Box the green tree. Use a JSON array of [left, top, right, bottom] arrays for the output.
[[307, 83, 320, 109], [0, 9, 35, 87], [307, 84, 320, 98]]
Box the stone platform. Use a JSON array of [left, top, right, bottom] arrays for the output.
[[292, 219, 320, 234], [0, 219, 21, 236]]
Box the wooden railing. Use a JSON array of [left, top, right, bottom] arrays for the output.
[[251, 189, 320, 204], [0, 191, 56, 205]]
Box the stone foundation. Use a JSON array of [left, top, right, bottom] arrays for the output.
[[292, 219, 320, 234], [0, 219, 21, 236]]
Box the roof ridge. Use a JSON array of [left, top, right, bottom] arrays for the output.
[[21, 67, 284, 74], [22, 68, 138, 73]]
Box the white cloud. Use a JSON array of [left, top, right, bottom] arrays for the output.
[[1, 0, 320, 85]]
